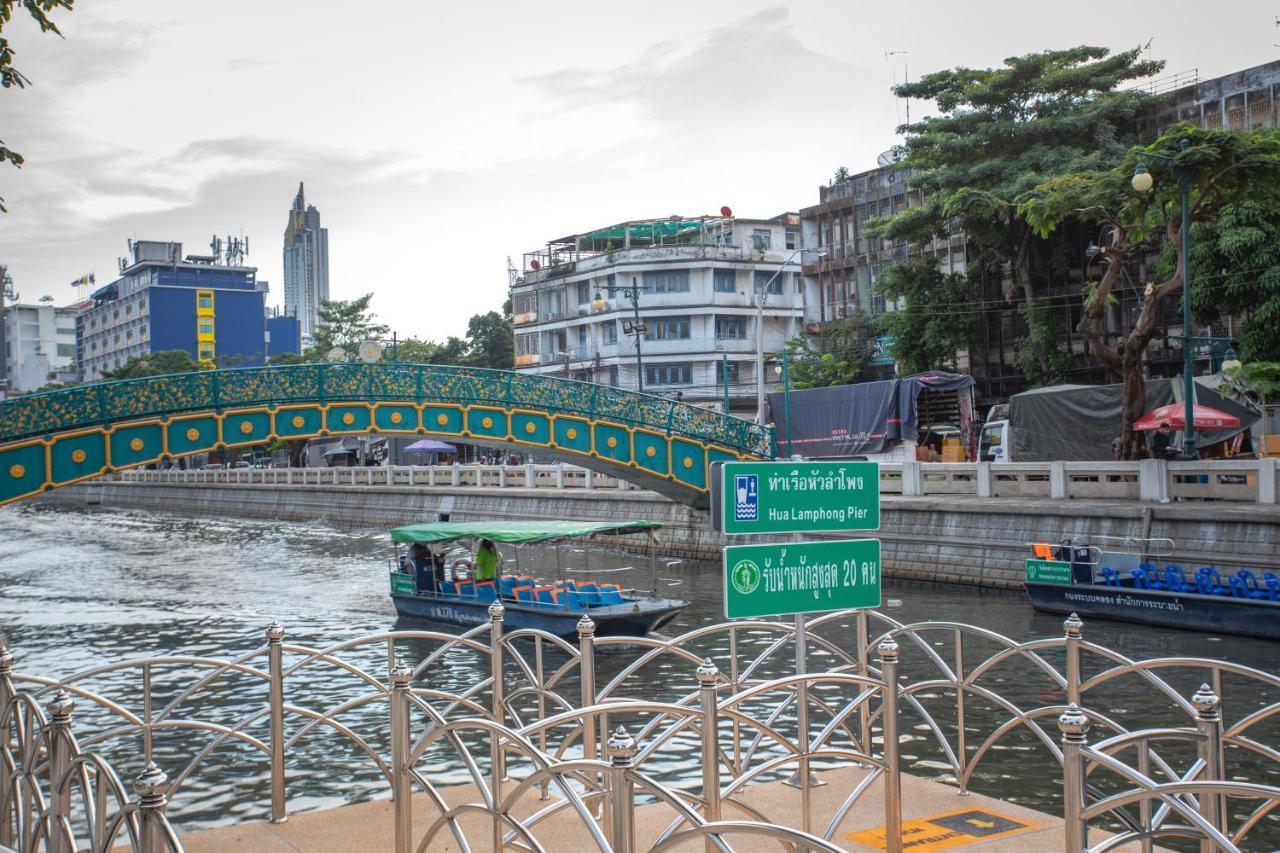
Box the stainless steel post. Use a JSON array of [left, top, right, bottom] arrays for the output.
[[954, 627, 968, 795], [1192, 684, 1225, 852], [607, 726, 637, 853], [856, 611, 870, 754], [266, 621, 287, 824], [1064, 613, 1083, 708], [878, 640, 903, 853], [578, 616, 597, 762], [1058, 704, 1091, 853], [0, 646, 13, 849], [134, 762, 170, 853], [389, 660, 413, 853], [697, 658, 721, 851], [786, 612, 816, 833], [45, 690, 73, 853], [489, 602, 506, 782]]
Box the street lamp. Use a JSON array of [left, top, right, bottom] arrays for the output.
[[593, 276, 647, 392], [1132, 138, 1195, 459], [755, 248, 815, 424], [773, 350, 792, 457]]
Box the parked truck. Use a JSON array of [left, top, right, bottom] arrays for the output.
[[767, 371, 979, 462], [979, 378, 1261, 462]]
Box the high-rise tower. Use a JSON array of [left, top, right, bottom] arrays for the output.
[[282, 183, 330, 345]]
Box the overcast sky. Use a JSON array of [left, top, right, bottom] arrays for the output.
[[1, 1, 1276, 340]]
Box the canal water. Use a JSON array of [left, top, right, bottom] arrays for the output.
[[1, 504, 1276, 839]]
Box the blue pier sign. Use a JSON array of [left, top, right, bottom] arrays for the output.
[[714, 460, 880, 535]]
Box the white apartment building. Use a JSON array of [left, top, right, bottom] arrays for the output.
[[511, 214, 809, 418], [3, 300, 80, 392]]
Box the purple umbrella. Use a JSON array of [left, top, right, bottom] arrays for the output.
[[405, 438, 458, 454]]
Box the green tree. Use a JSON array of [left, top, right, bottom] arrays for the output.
[[1013, 298, 1071, 387], [311, 293, 389, 355], [101, 349, 199, 380], [876, 255, 984, 375], [391, 337, 442, 364], [783, 314, 870, 389], [1223, 361, 1280, 404], [1185, 199, 1280, 362], [877, 46, 1161, 381], [1, 0, 73, 212], [464, 309, 513, 369], [1019, 124, 1280, 458]]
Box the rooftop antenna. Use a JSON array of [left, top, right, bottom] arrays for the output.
[[507, 256, 522, 288], [885, 49, 910, 125]]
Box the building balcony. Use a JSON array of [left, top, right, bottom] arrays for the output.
[[521, 243, 802, 284]]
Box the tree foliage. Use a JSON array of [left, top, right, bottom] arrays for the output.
[[1, 0, 73, 212], [1185, 199, 1280, 362], [101, 349, 199, 380], [875, 255, 983, 375], [1223, 361, 1280, 404], [464, 309, 514, 369], [1018, 124, 1280, 457], [311, 293, 390, 355], [783, 314, 870, 389]]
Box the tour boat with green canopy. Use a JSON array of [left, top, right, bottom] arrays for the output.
[[387, 519, 688, 637]]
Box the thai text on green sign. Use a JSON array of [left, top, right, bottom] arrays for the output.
[[723, 539, 881, 619], [1025, 559, 1072, 585], [720, 460, 879, 535]]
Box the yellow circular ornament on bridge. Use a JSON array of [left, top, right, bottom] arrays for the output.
[[342, 412, 356, 426], [9, 464, 24, 479], [606, 437, 617, 449], [129, 438, 144, 452], [71, 450, 87, 464], [524, 422, 536, 434], [390, 411, 404, 425], [565, 428, 578, 440], [239, 422, 254, 435], [437, 413, 449, 426], [186, 428, 200, 442], [645, 447, 656, 458], [292, 415, 306, 429], [682, 457, 694, 469], [481, 417, 493, 429]]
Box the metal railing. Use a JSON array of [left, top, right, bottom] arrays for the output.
[[118, 457, 1280, 504], [4, 610, 1279, 851]]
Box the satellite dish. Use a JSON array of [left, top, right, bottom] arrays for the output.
[[326, 347, 348, 363], [876, 149, 901, 167], [530, 259, 541, 270], [720, 206, 733, 218], [357, 340, 384, 363]]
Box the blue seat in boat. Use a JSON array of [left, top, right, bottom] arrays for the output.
[[535, 586, 560, 607], [597, 584, 624, 605], [513, 584, 534, 603], [500, 576, 518, 595], [1266, 577, 1280, 602], [1235, 570, 1268, 600], [1196, 567, 1226, 596], [438, 581, 458, 597], [1099, 567, 1120, 587], [576, 582, 601, 607], [457, 581, 475, 598], [563, 590, 585, 610], [1137, 562, 1166, 590], [475, 581, 497, 603], [1163, 565, 1194, 593], [1228, 576, 1249, 599]]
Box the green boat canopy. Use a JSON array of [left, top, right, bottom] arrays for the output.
[[390, 520, 662, 545]]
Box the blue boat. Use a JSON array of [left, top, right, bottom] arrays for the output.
[[387, 520, 688, 638], [1024, 537, 1280, 639]]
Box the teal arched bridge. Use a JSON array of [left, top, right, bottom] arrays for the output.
[[0, 363, 774, 507]]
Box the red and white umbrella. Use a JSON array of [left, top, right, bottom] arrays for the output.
[[1133, 403, 1241, 432]]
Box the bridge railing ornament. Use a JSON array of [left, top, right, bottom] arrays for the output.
[[3, 611, 1279, 851]]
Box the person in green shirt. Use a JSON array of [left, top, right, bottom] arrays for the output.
[[474, 538, 499, 583]]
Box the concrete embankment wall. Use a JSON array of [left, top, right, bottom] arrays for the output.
[[39, 482, 1280, 589]]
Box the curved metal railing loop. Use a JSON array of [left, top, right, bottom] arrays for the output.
[[875, 621, 1070, 692], [402, 692, 496, 797], [0, 691, 54, 845]]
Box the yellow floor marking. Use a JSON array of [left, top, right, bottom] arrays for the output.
[[846, 807, 1039, 852]]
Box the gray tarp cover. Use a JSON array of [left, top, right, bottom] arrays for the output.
[[1010, 378, 1261, 461], [767, 372, 975, 456]]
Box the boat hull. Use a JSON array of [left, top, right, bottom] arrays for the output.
[[1026, 582, 1280, 640], [391, 593, 686, 638]]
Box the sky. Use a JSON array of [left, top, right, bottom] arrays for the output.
[[1, 0, 1277, 341]]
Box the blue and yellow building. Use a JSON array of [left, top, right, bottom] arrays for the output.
[[76, 240, 299, 380]]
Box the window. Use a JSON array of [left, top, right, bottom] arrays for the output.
[[645, 318, 690, 340], [198, 297, 213, 309], [577, 326, 587, 347], [577, 282, 591, 304], [752, 229, 772, 251], [125, 330, 133, 341], [125, 304, 132, 316], [715, 361, 741, 385], [199, 347, 214, 360], [645, 363, 692, 386], [715, 316, 747, 339], [515, 333, 537, 356], [713, 269, 736, 293], [642, 270, 690, 294], [785, 228, 799, 251], [198, 320, 214, 335], [112, 310, 119, 321], [602, 322, 618, 345], [755, 271, 784, 295]]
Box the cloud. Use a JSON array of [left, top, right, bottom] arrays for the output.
[[225, 56, 276, 72]]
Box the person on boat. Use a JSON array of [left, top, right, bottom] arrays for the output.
[[409, 543, 442, 594], [1151, 422, 1180, 461], [474, 539, 499, 583]]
